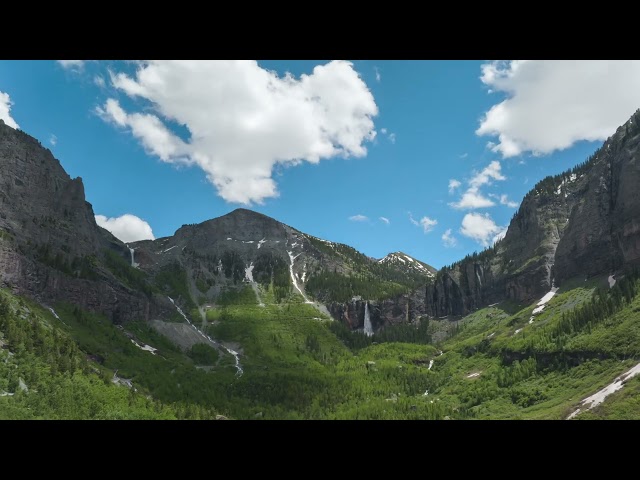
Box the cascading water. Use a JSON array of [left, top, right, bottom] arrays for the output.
[[128, 246, 137, 268], [168, 296, 243, 376], [363, 301, 373, 337]]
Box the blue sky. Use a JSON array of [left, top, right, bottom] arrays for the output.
[[1, 60, 639, 269]]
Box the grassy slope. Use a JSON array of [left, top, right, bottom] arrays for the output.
[[4, 268, 638, 419], [0, 289, 216, 419]]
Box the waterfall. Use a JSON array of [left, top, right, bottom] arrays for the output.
[[363, 301, 373, 337], [128, 246, 137, 268]]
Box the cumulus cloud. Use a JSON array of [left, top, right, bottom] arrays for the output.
[[349, 214, 368, 222], [0, 91, 19, 129], [379, 216, 390, 225], [442, 228, 457, 248], [460, 212, 505, 246], [448, 179, 461, 194], [58, 60, 85, 70], [409, 212, 437, 234], [449, 161, 506, 210], [95, 214, 155, 243], [99, 60, 378, 204], [477, 60, 640, 157]]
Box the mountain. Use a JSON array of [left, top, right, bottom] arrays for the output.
[[378, 252, 436, 278], [0, 119, 158, 324], [130, 208, 435, 327], [425, 109, 640, 317], [2, 109, 640, 420]]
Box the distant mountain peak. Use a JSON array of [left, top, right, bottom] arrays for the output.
[[378, 252, 436, 277]]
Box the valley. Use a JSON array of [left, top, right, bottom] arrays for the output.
[[1, 102, 640, 420]]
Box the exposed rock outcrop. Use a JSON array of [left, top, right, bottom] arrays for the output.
[[425, 109, 640, 317]]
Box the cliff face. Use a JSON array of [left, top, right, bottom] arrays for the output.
[[425, 109, 640, 317], [0, 119, 157, 323]]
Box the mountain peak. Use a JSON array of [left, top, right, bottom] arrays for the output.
[[378, 252, 436, 277]]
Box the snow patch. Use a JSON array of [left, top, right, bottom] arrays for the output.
[[567, 362, 640, 419], [488, 303, 499, 307], [467, 372, 480, 378], [288, 251, 312, 303], [131, 339, 158, 355], [514, 328, 522, 335], [532, 286, 559, 315], [48, 307, 60, 320], [608, 275, 616, 289], [160, 245, 177, 254], [428, 360, 434, 370], [245, 262, 265, 307], [227, 237, 232, 240], [257, 238, 266, 249]]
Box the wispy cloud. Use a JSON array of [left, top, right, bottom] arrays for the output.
[[57, 60, 85, 70], [449, 160, 506, 210], [442, 228, 457, 247], [49, 134, 57, 146], [349, 214, 368, 222], [379, 216, 390, 225], [459, 153, 468, 159], [490, 193, 519, 208], [409, 212, 437, 234], [374, 66, 381, 82], [448, 179, 461, 194]]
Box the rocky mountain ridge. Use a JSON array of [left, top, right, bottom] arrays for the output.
[[425, 109, 640, 317]]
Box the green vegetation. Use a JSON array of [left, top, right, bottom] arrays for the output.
[[155, 262, 195, 310], [306, 271, 410, 303], [188, 344, 219, 365], [103, 249, 154, 296], [0, 290, 215, 419], [4, 254, 640, 419]]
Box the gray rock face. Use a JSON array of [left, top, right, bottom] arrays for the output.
[[0, 120, 159, 323], [425, 109, 640, 317]]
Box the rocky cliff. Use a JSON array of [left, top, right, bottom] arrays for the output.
[[0, 119, 160, 322], [426, 109, 640, 317]]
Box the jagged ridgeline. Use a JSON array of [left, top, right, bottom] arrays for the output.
[[427, 109, 640, 317]]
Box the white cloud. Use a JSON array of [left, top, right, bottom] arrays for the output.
[[460, 212, 504, 246], [409, 212, 437, 234], [469, 160, 505, 189], [49, 134, 57, 146], [379, 216, 390, 225], [379, 127, 396, 144], [460, 153, 468, 159], [95, 214, 155, 243], [442, 228, 457, 248], [0, 91, 19, 129], [448, 179, 461, 194], [349, 214, 368, 222], [477, 60, 640, 157], [490, 193, 519, 208], [99, 60, 378, 205], [449, 161, 506, 210], [58, 60, 85, 70], [94, 75, 106, 88], [450, 190, 495, 209], [492, 227, 508, 245], [374, 66, 381, 83]]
